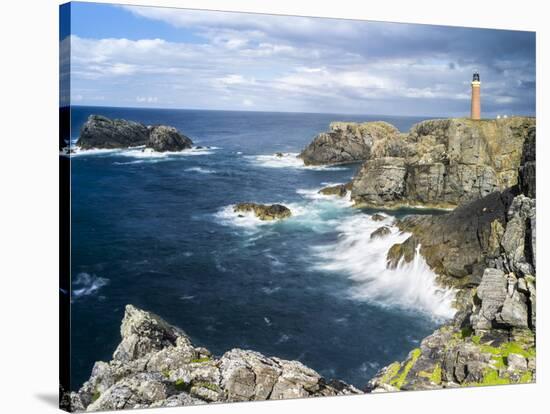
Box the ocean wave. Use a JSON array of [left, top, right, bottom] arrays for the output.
[[184, 167, 215, 174], [312, 214, 456, 320], [296, 186, 352, 206], [214, 205, 272, 230], [69, 146, 216, 160], [72, 272, 109, 300], [246, 152, 347, 171], [213, 184, 355, 234]]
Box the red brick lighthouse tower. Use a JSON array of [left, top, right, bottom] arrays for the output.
[[471, 71, 481, 119]]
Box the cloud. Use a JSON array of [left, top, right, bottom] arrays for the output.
[[67, 6, 535, 116], [136, 96, 158, 103]]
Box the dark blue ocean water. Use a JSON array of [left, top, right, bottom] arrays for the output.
[[69, 106, 449, 391]]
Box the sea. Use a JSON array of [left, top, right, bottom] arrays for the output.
[[68, 106, 455, 391]]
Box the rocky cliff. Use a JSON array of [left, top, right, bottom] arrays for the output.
[[300, 117, 535, 209], [77, 115, 193, 152], [299, 121, 402, 165], [367, 126, 536, 392], [64, 305, 360, 412]]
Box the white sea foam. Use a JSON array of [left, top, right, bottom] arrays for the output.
[[296, 186, 352, 207], [312, 214, 456, 320], [246, 152, 347, 171], [72, 272, 109, 300], [69, 146, 216, 159], [214, 205, 271, 230], [184, 167, 215, 174]]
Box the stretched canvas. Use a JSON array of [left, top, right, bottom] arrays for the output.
[[59, 2, 537, 412]]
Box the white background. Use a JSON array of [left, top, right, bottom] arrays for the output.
[[0, 0, 547, 413]]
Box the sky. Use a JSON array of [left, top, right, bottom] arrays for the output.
[[63, 2, 536, 117]]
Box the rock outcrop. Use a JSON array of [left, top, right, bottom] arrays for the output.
[[66, 305, 360, 412], [76, 115, 193, 152], [368, 127, 536, 392], [77, 115, 150, 149], [299, 121, 401, 165], [318, 183, 351, 197], [300, 117, 534, 208], [352, 117, 535, 208], [234, 203, 292, 221], [147, 125, 193, 152]]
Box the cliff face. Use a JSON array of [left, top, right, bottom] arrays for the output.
[[299, 117, 534, 208], [77, 115, 193, 152], [298, 121, 402, 166], [367, 128, 536, 392], [65, 305, 360, 412], [352, 117, 535, 208]]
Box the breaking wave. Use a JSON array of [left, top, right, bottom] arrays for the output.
[[69, 146, 216, 160], [246, 152, 347, 171], [312, 214, 456, 320], [72, 272, 109, 300]]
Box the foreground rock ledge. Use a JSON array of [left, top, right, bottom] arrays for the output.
[[234, 203, 292, 221], [76, 115, 193, 152], [65, 305, 360, 412]]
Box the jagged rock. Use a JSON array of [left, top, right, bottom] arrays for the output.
[[370, 226, 391, 239], [76, 115, 193, 152], [146, 125, 193, 152], [299, 121, 401, 165], [113, 305, 187, 363], [77, 115, 150, 149], [74, 305, 359, 411], [318, 183, 350, 197], [349, 117, 535, 208], [386, 235, 418, 268], [233, 203, 292, 221]]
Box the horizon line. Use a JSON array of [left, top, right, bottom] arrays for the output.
[[66, 104, 452, 119]]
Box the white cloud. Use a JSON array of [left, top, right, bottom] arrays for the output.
[[66, 6, 535, 116], [136, 96, 158, 103]]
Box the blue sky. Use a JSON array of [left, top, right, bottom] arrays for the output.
[[63, 2, 536, 117]]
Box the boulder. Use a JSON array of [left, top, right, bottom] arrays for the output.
[[318, 183, 351, 197], [233, 203, 292, 221], [147, 125, 193, 152], [299, 121, 401, 165]]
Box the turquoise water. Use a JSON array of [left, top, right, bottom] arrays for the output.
[[69, 106, 451, 390]]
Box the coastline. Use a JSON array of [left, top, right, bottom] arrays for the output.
[[65, 112, 536, 411]]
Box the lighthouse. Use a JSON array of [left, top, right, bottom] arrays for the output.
[[471, 71, 481, 119]]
